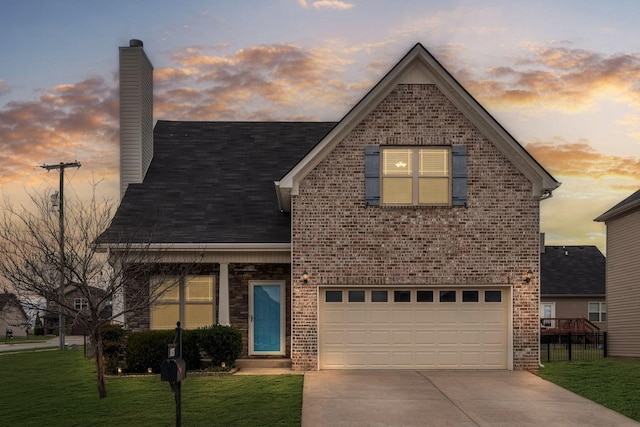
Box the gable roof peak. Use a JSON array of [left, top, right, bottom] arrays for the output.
[[276, 42, 559, 211]]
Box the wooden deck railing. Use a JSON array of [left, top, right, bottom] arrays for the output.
[[540, 317, 600, 334]]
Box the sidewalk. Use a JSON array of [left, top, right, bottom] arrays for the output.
[[0, 335, 85, 353]]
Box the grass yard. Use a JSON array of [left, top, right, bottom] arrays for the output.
[[539, 358, 640, 422], [0, 348, 303, 426]]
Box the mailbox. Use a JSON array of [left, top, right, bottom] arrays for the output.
[[160, 358, 186, 383]]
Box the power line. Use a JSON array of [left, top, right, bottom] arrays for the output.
[[40, 161, 81, 350]]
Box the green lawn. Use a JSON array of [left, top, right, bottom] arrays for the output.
[[0, 349, 303, 426], [539, 358, 640, 421]]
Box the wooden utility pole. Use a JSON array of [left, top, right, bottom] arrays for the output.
[[40, 161, 81, 350]]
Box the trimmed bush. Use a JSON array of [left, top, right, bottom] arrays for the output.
[[100, 324, 127, 374], [125, 330, 200, 373], [196, 325, 242, 367]]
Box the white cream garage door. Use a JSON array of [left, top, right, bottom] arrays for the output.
[[319, 288, 509, 369]]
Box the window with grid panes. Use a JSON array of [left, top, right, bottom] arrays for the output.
[[150, 276, 215, 330], [381, 147, 450, 205]]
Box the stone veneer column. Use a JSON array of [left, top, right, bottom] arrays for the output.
[[218, 263, 230, 325]]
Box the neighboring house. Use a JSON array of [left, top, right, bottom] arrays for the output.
[[0, 292, 28, 337], [595, 189, 640, 357], [100, 40, 560, 371], [44, 285, 112, 335], [540, 245, 606, 331]]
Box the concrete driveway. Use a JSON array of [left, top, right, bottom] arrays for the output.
[[302, 370, 638, 426]]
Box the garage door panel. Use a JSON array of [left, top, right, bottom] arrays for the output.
[[415, 331, 436, 344], [346, 330, 367, 345], [390, 351, 413, 366], [460, 330, 481, 344], [323, 351, 346, 367], [484, 310, 506, 324], [323, 308, 345, 324], [392, 330, 413, 344], [460, 310, 483, 323], [346, 310, 368, 323], [438, 310, 458, 323], [345, 351, 368, 367], [414, 351, 437, 367], [414, 309, 436, 324], [369, 330, 391, 344], [460, 351, 482, 366], [324, 330, 345, 345], [319, 288, 509, 369], [370, 309, 391, 323], [483, 330, 506, 345], [392, 310, 413, 323], [438, 330, 459, 345], [437, 351, 460, 367]]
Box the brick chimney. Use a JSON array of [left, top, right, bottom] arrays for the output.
[[119, 39, 153, 199]]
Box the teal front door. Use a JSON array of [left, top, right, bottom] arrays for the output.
[[250, 282, 284, 355]]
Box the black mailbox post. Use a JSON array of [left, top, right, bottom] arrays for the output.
[[160, 322, 186, 427]]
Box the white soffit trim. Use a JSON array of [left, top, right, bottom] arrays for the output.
[[276, 43, 559, 212], [99, 243, 291, 252]]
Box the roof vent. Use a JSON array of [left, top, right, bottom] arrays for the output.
[[129, 39, 143, 48]]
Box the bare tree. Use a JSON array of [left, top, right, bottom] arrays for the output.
[[0, 189, 189, 399]]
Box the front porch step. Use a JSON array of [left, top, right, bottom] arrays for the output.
[[234, 358, 291, 369]]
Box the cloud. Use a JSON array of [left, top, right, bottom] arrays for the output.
[[0, 77, 118, 188], [0, 81, 9, 97], [526, 138, 640, 180], [460, 44, 640, 114], [154, 43, 360, 120], [298, 0, 354, 10]]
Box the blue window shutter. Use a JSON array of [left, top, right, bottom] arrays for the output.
[[365, 145, 380, 206], [452, 145, 467, 207]]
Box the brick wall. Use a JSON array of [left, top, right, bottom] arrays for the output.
[[291, 84, 540, 370]]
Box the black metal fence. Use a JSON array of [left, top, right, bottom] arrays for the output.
[[540, 332, 607, 363]]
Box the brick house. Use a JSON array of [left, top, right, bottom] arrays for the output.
[[101, 41, 559, 370]]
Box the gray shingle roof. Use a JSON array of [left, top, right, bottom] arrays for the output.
[[594, 188, 640, 222], [102, 120, 336, 244], [540, 246, 605, 295]]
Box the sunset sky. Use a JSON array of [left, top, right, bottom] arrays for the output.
[[1, 0, 639, 252]]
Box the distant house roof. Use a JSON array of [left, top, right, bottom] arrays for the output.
[[594, 189, 640, 222], [101, 120, 336, 245], [0, 292, 28, 320], [541, 246, 605, 295]]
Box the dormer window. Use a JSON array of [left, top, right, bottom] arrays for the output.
[[381, 147, 450, 205]]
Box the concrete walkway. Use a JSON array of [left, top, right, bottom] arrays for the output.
[[0, 335, 85, 353], [302, 370, 639, 427]]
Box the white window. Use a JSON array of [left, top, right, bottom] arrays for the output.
[[381, 147, 450, 205], [74, 298, 88, 310], [150, 276, 215, 330], [588, 302, 606, 322]]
